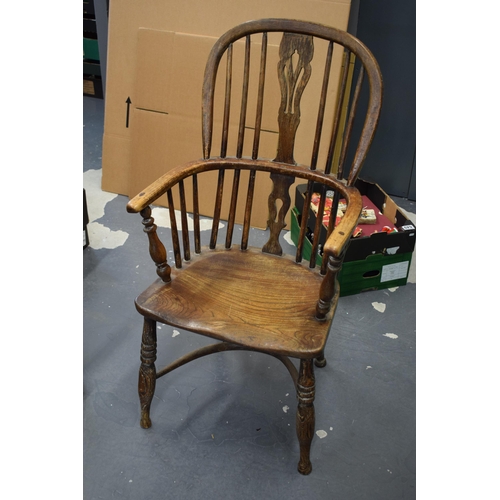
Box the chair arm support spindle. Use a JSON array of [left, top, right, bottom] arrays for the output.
[[315, 193, 361, 319], [140, 207, 172, 283], [315, 254, 342, 320]]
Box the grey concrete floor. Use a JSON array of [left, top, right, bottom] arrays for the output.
[[83, 96, 416, 499]]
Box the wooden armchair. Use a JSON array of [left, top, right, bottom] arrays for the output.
[[126, 19, 383, 474]]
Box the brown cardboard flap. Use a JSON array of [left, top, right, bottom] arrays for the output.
[[134, 29, 345, 146], [135, 29, 282, 134], [135, 29, 176, 113], [101, 133, 132, 196], [383, 195, 400, 226], [212, 36, 281, 134]]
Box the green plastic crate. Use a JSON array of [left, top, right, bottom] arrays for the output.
[[337, 252, 412, 296], [290, 208, 412, 296]]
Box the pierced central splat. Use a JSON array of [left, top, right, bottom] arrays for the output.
[[263, 33, 314, 256], [274, 33, 314, 165]]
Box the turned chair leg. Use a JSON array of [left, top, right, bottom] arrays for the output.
[[314, 351, 327, 368], [296, 358, 315, 475], [138, 317, 157, 429]]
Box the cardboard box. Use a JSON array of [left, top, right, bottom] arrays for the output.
[[291, 179, 416, 295], [102, 0, 352, 228]]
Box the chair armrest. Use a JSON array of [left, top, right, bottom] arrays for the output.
[[126, 159, 203, 213], [322, 186, 363, 260]]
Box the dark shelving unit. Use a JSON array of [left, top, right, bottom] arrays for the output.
[[83, 0, 108, 99]]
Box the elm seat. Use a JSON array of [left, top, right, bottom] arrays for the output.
[[126, 18, 383, 475], [135, 247, 336, 358]]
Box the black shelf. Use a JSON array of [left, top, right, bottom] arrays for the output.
[[83, 0, 108, 99]]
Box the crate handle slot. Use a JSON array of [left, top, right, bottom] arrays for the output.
[[363, 269, 380, 279]]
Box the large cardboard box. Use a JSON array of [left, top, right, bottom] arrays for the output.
[[102, 0, 352, 228]]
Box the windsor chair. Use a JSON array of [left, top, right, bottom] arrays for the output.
[[127, 18, 383, 474]]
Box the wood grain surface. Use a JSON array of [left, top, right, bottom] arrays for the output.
[[135, 247, 335, 358]]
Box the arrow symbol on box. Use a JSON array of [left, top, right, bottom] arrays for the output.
[[125, 97, 131, 128]]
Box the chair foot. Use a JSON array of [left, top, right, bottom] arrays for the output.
[[314, 355, 327, 368], [140, 410, 153, 429], [298, 461, 313, 475], [296, 358, 315, 475], [138, 318, 157, 429]]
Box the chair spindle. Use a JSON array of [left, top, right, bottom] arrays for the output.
[[320, 191, 341, 275], [241, 170, 256, 250], [220, 44, 233, 158], [210, 169, 225, 249], [252, 32, 267, 160], [310, 41, 334, 171], [236, 36, 251, 159], [192, 174, 201, 254], [178, 180, 190, 261], [324, 49, 351, 175], [309, 184, 328, 268], [166, 189, 182, 268], [225, 169, 241, 249], [337, 64, 364, 180], [316, 253, 343, 320], [295, 179, 314, 263]]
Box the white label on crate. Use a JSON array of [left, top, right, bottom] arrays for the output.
[[402, 224, 415, 231], [380, 261, 409, 283]]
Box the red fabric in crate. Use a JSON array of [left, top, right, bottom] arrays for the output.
[[355, 195, 397, 236], [311, 194, 397, 238]]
